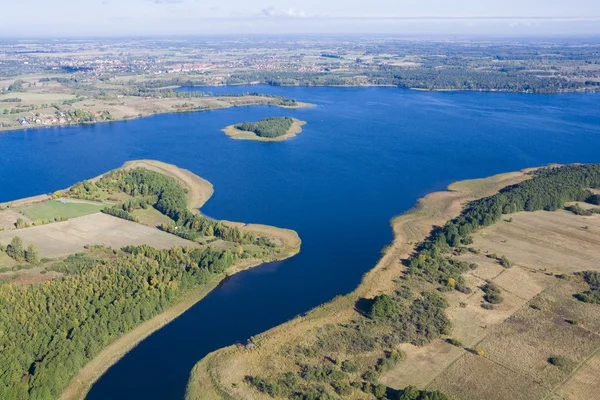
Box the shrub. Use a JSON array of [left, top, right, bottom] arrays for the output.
[[482, 282, 504, 304], [548, 356, 568, 368], [341, 360, 360, 373], [362, 370, 379, 382], [331, 381, 353, 396], [369, 294, 399, 319], [499, 255, 513, 268], [446, 338, 463, 347]]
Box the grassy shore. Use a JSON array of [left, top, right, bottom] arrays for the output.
[[31, 160, 300, 400], [222, 118, 307, 142], [184, 168, 535, 400]]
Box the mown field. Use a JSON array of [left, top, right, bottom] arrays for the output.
[[16, 200, 105, 221]]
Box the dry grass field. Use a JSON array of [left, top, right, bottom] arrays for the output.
[[0, 213, 196, 259]]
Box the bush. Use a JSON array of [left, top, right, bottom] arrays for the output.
[[446, 338, 463, 347], [341, 360, 360, 373], [369, 294, 399, 319], [482, 282, 504, 304], [548, 356, 568, 368]]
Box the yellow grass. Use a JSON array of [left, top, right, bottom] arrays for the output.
[[222, 118, 307, 142]]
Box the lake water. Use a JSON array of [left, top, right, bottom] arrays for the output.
[[1, 87, 599, 399]]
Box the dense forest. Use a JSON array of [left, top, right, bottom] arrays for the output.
[[0, 244, 239, 399], [235, 117, 294, 138], [70, 168, 272, 246]]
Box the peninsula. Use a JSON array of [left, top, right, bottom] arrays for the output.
[[0, 160, 301, 400], [222, 117, 307, 142], [186, 164, 600, 400]]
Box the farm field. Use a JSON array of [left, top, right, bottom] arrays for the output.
[[0, 213, 196, 259], [16, 199, 105, 221]]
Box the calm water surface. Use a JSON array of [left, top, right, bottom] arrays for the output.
[[1, 87, 599, 399]]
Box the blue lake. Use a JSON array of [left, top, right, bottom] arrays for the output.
[[1, 87, 599, 399]]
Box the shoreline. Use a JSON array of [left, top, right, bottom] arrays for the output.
[[190, 83, 600, 94], [185, 167, 537, 400], [221, 118, 307, 142], [0, 98, 316, 135], [48, 160, 301, 400]]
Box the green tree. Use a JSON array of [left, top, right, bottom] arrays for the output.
[[6, 236, 24, 262], [25, 243, 39, 264], [369, 294, 399, 319]]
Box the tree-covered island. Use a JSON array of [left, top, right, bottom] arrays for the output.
[[222, 117, 307, 142]]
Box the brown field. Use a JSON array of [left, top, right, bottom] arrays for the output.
[[428, 353, 550, 400], [0, 209, 31, 230], [557, 351, 600, 400], [472, 210, 600, 274], [222, 118, 307, 142], [0, 213, 196, 258]]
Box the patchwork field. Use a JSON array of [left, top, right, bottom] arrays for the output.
[[0, 213, 195, 258], [403, 210, 600, 400]]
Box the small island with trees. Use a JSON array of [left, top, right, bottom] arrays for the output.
[[222, 116, 307, 142]]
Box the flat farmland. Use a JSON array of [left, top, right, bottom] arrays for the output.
[[385, 209, 600, 398], [0, 213, 195, 258], [472, 210, 600, 273], [557, 351, 600, 400]]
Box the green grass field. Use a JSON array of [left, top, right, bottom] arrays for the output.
[[17, 200, 105, 221]]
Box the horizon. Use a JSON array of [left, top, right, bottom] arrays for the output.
[[2, 0, 600, 37]]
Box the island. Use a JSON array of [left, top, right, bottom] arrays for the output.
[[222, 117, 307, 142], [186, 164, 600, 400], [0, 160, 301, 400]]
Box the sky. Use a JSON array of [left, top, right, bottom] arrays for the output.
[[2, 0, 600, 37]]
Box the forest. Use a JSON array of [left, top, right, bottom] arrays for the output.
[[0, 244, 238, 399], [235, 117, 294, 138]]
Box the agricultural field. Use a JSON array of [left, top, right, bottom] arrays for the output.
[[401, 210, 600, 400], [0, 213, 196, 259], [15, 199, 105, 222]]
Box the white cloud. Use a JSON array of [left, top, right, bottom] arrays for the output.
[[259, 6, 307, 18]]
